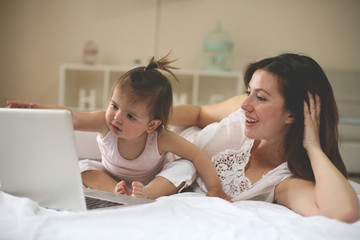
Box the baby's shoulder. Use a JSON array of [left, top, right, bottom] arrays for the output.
[[157, 128, 178, 142], [157, 128, 190, 151]]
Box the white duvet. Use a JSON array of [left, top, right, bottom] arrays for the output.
[[1, 191, 360, 240]]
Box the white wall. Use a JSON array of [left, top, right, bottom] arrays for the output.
[[0, 0, 359, 172], [0, 0, 359, 106]]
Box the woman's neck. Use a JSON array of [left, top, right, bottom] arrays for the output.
[[252, 139, 286, 166]]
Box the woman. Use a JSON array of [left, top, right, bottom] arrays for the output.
[[170, 53, 359, 223]]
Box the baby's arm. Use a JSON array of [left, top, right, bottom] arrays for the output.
[[6, 100, 107, 134], [158, 129, 231, 201]]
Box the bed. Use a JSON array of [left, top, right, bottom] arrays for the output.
[[0, 190, 359, 240], [1, 131, 360, 240]]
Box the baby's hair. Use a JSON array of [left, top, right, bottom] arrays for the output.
[[144, 54, 179, 81], [109, 52, 178, 132]]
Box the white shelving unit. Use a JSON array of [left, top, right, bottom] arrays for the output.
[[59, 63, 243, 111]]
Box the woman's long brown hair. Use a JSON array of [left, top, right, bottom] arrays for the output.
[[243, 53, 347, 181]]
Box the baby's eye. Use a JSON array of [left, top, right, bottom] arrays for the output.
[[245, 91, 251, 96], [127, 114, 136, 121], [111, 103, 119, 110]]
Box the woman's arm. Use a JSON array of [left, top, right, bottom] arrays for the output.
[[274, 174, 359, 223], [274, 93, 359, 223], [6, 100, 107, 134], [158, 129, 231, 201], [170, 94, 247, 128]]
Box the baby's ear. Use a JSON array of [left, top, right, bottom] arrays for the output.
[[147, 119, 162, 133]]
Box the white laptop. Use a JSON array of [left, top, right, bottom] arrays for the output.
[[0, 108, 153, 211]]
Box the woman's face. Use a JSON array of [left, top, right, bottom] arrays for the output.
[[241, 69, 294, 143]]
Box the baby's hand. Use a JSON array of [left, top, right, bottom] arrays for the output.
[[6, 100, 36, 108], [206, 188, 233, 202]]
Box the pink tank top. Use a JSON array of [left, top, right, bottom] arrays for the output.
[[97, 131, 167, 185]]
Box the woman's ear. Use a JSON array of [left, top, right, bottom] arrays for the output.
[[147, 119, 162, 133], [285, 114, 295, 124]]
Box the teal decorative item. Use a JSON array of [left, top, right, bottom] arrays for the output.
[[202, 23, 233, 71]]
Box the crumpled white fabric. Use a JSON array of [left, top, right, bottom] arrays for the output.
[[1, 191, 360, 240]]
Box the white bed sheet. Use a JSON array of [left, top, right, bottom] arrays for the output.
[[1, 191, 360, 240]]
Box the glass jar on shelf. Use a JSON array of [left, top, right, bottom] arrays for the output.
[[202, 22, 233, 71]]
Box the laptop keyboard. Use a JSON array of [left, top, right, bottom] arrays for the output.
[[85, 196, 124, 209]]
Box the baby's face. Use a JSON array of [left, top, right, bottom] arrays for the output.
[[105, 88, 152, 140]]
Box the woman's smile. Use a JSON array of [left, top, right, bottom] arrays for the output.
[[245, 117, 258, 127]]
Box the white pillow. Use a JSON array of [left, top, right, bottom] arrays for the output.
[[73, 131, 101, 160]]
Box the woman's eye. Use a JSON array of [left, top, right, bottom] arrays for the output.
[[256, 96, 266, 102], [245, 91, 266, 102]]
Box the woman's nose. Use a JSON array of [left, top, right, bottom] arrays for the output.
[[241, 95, 253, 112]]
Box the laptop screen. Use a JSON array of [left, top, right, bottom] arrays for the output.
[[0, 108, 86, 211]]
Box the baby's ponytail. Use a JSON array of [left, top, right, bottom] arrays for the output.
[[144, 52, 179, 82]]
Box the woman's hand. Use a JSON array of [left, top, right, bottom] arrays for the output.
[[278, 91, 359, 222], [6, 100, 36, 108], [302, 92, 322, 151]]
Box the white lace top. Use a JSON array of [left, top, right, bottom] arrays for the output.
[[177, 108, 293, 203]]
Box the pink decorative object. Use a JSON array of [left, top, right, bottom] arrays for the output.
[[83, 41, 98, 65]]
